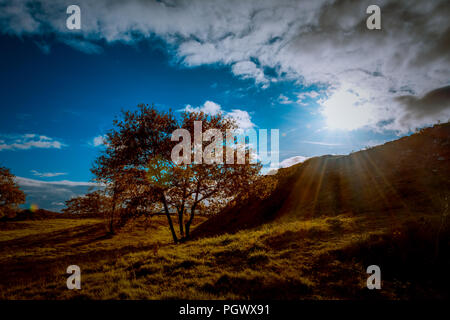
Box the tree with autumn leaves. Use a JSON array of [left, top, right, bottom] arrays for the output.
[[0, 167, 25, 219], [92, 104, 273, 242]]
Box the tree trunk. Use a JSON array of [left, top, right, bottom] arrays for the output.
[[178, 199, 186, 238], [184, 202, 197, 239], [185, 181, 201, 240], [161, 192, 178, 244], [178, 209, 184, 238], [109, 193, 116, 234], [178, 183, 188, 238]]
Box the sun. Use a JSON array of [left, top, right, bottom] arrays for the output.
[[321, 88, 374, 131]]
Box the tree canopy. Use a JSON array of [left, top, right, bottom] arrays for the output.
[[0, 167, 25, 218], [92, 104, 271, 242]]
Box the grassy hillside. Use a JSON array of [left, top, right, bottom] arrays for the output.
[[193, 123, 450, 238]]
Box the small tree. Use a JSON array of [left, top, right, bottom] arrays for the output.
[[62, 190, 107, 216], [0, 167, 25, 218]]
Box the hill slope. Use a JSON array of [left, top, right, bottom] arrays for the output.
[[193, 123, 450, 238]]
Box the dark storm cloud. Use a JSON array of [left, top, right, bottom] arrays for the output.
[[395, 86, 450, 129]]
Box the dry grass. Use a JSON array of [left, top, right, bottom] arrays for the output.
[[1, 210, 447, 300], [0, 219, 101, 242]]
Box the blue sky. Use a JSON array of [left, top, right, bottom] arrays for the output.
[[0, 0, 448, 210]]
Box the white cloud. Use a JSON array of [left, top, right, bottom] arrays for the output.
[[266, 155, 308, 174], [0, 134, 65, 151], [30, 170, 67, 178], [16, 177, 100, 187], [232, 61, 267, 85], [297, 91, 320, 103], [363, 140, 387, 148], [15, 177, 103, 211], [301, 141, 343, 146], [278, 94, 294, 105], [92, 135, 107, 147], [1, 0, 449, 132], [184, 100, 255, 129], [185, 100, 222, 115], [226, 109, 255, 130], [279, 155, 309, 168]]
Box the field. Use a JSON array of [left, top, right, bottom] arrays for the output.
[[1, 210, 448, 300]]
